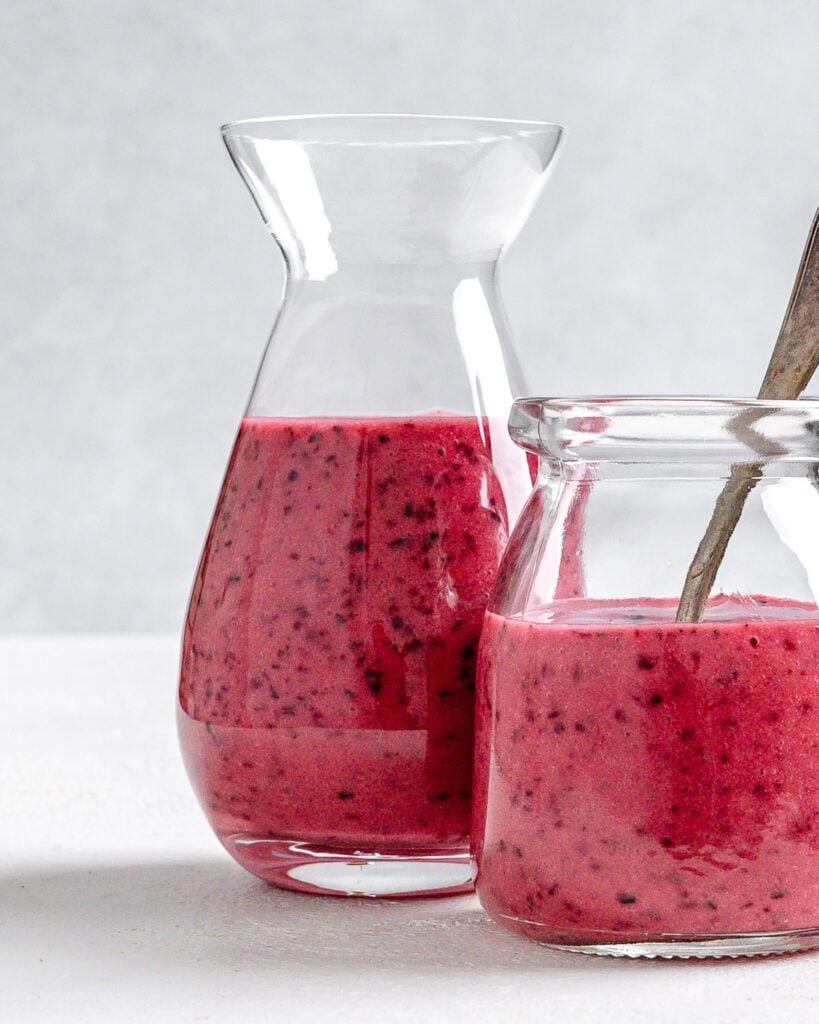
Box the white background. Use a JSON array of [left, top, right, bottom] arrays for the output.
[[3, 0, 819, 630], [3, 8, 819, 1020]]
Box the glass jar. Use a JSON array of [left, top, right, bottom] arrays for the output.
[[473, 397, 819, 956], [177, 115, 563, 898]]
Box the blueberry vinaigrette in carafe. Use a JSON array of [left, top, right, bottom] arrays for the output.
[[177, 115, 564, 896], [180, 416, 508, 861]]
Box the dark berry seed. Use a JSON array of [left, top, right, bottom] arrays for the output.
[[637, 655, 657, 670], [771, 889, 786, 899], [650, 694, 664, 706], [337, 790, 355, 800], [287, 469, 299, 482], [617, 893, 637, 905]]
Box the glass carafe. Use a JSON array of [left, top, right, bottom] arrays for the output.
[[177, 115, 563, 897], [474, 397, 819, 955]]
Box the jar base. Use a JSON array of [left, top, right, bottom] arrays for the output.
[[221, 833, 473, 898], [491, 916, 819, 958]]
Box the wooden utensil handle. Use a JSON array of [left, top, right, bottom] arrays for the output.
[[676, 209, 819, 624]]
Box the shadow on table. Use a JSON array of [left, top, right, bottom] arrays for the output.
[[0, 859, 778, 978]]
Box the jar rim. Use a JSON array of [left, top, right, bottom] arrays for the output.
[[510, 395, 819, 463], [515, 395, 819, 412]]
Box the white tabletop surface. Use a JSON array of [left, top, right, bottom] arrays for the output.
[[2, 634, 817, 1024]]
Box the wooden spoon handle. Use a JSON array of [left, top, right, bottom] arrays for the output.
[[675, 463, 761, 623], [676, 208, 819, 624], [759, 210, 819, 399]]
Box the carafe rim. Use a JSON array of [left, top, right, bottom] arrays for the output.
[[221, 112, 565, 143]]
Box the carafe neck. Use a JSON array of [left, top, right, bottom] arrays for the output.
[[222, 115, 563, 282], [284, 257, 498, 300]]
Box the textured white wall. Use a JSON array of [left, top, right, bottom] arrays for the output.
[[3, 0, 818, 631]]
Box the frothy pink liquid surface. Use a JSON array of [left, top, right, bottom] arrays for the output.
[[474, 597, 819, 941], [179, 415, 514, 858]]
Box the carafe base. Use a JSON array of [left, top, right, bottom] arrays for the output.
[[222, 833, 473, 898]]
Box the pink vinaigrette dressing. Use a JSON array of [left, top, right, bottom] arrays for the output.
[[178, 414, 529, 889], [473, 597, 819, 942]]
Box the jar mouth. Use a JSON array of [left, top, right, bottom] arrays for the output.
[[510, 396, 819, 463], [220, 112, 564, 147]]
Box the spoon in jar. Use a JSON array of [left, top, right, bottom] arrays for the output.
[[676, 208, 819, 623]]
